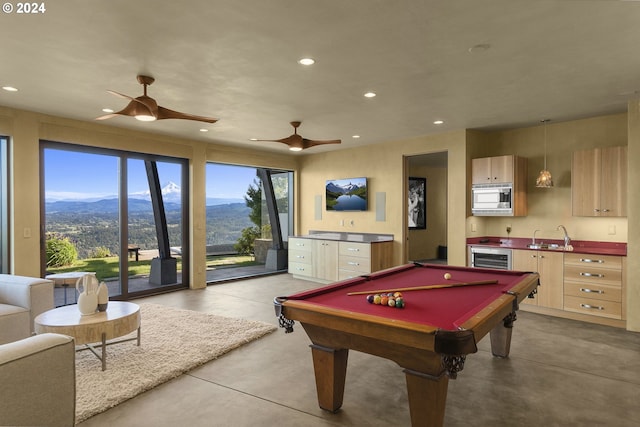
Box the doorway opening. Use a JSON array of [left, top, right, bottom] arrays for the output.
[[405, 151, 448, 263]]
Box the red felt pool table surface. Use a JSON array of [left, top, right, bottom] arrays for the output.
[[284, 263, 537, 331]]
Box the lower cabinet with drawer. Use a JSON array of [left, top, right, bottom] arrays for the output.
[[563, 253, 625, 320], [288, 237, 393, 284]]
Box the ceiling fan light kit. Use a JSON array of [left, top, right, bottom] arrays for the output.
[[256, 121, 341, 151]]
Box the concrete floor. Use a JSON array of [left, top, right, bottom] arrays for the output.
[[77, 273, 640, 427]]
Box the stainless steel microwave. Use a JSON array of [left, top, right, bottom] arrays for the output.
[[471, 184, 513, 216]]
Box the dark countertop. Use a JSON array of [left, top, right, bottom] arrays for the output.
[[296, 230, 394, 243], [467, 236, 627, 256]]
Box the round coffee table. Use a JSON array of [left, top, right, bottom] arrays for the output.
[[34, 301, 141, 370]]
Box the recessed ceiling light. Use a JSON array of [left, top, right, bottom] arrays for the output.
[[298, 58, 315, 66], [352, 135, 361, 139], [199, 128, 208, 132], [364, 92, 376, 98], [2, 86, 18, 92], [433, 120, 444, 125], [102, 108, 114, 113], [249, 138, 258, 141]]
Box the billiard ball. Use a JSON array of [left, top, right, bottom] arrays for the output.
[[444, 273, 452, 280]]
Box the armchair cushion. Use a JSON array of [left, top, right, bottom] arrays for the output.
[[0, 274, 54, 344], [0, 333, 76, 427]]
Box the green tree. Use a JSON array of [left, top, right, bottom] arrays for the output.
[[234, 226, 260, 256], [244, 177, 263, 227]]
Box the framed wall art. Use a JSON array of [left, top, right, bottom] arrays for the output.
[[408, 177, 426, 229]]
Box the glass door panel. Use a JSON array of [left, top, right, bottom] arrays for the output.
[[127, 159, 184, 292], [43, 148, 121, 306]]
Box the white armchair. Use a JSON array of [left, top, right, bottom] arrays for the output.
[[0, 274, 54, 344], [0, 333, 76, 426]]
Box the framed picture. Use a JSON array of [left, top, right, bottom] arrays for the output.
[[408, 177, 426, 229]]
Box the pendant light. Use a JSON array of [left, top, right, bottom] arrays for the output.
[[536, 119, 553, 188]]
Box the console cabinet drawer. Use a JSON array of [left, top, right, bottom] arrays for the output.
[[564, 281, 622, 302], [339, 242, 371, 258], [288, 262, 313, 277], [564, 295, 622, 319], [563, 265, 622, 287], [338, 256, 371, 273], [563, 253, 621, 270], [289, 249, 312, 265]]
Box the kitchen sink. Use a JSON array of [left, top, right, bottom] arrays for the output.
[[527, 243, 563, 250]]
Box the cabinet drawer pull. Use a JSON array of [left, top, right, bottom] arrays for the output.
[[530, 255, 537, 258], [295, 267, 306, 271], [295, 255, 305, 259], [295, 243, 306, 247], [602, 209, 610, 212], [580, 288, 604, 294], [579, 258, 604, 264], [347, 248, 360, 252], [347, 262, 360, 266], [580, 303, 604, 311], [580, 272, 604, 278]]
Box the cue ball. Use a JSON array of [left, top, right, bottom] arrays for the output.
[[444, 273, 452, 280]]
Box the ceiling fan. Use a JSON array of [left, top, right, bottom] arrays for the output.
[[96, 75, 218, 124], [256, 121, 341, 151]]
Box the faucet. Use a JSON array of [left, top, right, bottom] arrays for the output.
[[557, 225, 571, 247], [532, 229, 540, 245]]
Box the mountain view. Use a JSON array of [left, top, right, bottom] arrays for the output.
[[325, 178, 368, 211], [45, 182, 252, 258]]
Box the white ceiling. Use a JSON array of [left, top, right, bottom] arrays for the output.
[[1, 0, 639, 154]]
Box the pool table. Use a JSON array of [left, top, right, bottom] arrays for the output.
[[274, 263, 539, 427]]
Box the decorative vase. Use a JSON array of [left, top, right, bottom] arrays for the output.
[[76, 274, 98, 316], [97, 281, 109, 311]]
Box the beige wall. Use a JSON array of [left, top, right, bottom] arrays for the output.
[[626, 101, 640, 332], [0, 106, 297, 288], [298, 129, 468, 267]]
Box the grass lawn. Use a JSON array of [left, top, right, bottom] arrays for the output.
[[47, 254, 260, 281]]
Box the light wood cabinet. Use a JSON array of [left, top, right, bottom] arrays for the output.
[[288, 237, 393, 284], [512, 249, 563, 309], [314, 239, 338, 282], [471, 155, 514, 184], [572, 146, 627, 217], [471, 155, 528, 216], [288, 237, 314, 278], [563, 253, 625, 320]]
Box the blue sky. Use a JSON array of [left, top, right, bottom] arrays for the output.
[[44, 149, 258, 201]]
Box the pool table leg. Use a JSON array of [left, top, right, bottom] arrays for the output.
[[404, 368, 448, 427], [310, 344, 349, 412], [489, 312, 517, 357]]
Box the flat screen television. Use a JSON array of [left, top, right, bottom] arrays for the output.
[[326, 177, 368, 211]]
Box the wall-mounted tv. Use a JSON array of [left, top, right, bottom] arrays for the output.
[[326, 177, 368, 211]]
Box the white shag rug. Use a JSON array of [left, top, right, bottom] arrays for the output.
[[75, 303, 276, 423]]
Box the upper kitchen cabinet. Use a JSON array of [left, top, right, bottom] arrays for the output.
[[471, 155, 528, 216], [572, 146, 627, 217], [472, 155, 515, 184]]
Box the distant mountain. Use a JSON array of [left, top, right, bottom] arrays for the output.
[[206, 197, 245, 206], [326, 181, 364, 194], [45, 198, 183, 214]]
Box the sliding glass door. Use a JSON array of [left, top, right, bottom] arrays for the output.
[[205, 163, 293, 282], [41, 142, 189, 306]]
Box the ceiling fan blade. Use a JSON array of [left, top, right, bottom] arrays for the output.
[[303, 138, 342, 148], [106, 90, 137, 101], [95, 99, 154, 121], [156, 106, 218, 123]]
